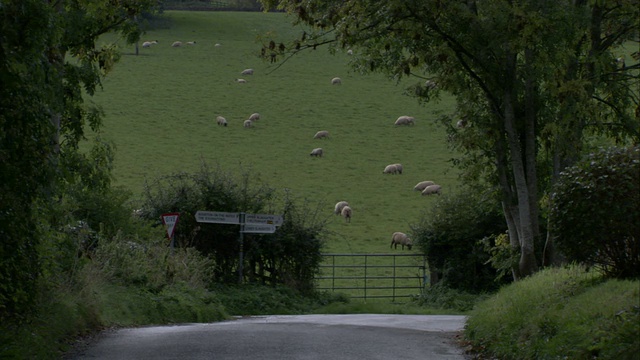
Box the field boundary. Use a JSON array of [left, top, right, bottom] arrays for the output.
[[317, 253, 427, 302]]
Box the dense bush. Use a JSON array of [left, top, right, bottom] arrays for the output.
[[550, 145, 639, 279], [411, 186, 510, 293], [138, 163, 327, 293]]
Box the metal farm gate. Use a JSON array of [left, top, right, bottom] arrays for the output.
[[316, 254, 428, 301]]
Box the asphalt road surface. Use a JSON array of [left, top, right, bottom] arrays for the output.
[[69, 314, 470, 360]]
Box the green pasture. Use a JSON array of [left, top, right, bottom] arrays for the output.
[[90, 10, 459, 254]]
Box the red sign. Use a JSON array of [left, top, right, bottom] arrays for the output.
[[161, 213, 180, 239]]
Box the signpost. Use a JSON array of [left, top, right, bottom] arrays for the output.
[[161, 213, 180, 251], [195, 211, 240, 224], [244, 213, 283, 226], [195, 210, 283, 283], [242, 224, 277, 234]]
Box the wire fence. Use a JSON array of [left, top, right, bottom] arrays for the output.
[[316, 253, 428, 302]]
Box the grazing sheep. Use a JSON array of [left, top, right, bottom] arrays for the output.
[[243, 119, 253, 128], [347, 49, 353, 55], [422, 184, 442, 196], [241, 69, 254, 75], [186, 41, 196, 45], [456, 119, 468, 128], [393, 163, 403, 174], [314, 130, 330, 139], [331, 77, 342, 85], [341, 205, 352, 223], [142, 40, 157, 48], [413, 181, 435, 191], [334, 201, 349, 215], [214, 43, 222, 47], [310, 148, 324, 157], [216, 116, 227, 127], [171, 41, 182, 47], [383, 164, 399, 174], [390, 232, 413, 250], [249, 113, 260, 121], [394, 115, 415, 126], [236, 78, 247, 83]]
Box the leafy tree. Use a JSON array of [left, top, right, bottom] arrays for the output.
[[260, 0, 640, 279], [0, 0, 156, 323], [550, 146, 640, 279]]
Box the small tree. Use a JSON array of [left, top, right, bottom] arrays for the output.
[[550, 146, 640, 279]]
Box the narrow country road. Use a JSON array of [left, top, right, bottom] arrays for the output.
[[69, 314, 470, 360]]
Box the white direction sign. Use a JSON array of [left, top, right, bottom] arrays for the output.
[[195, 211, 240, 224], [245, 213, 283, 226], [242, 224, 277, 234]]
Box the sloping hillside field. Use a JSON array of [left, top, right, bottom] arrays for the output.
[[91, 11, 459, 254]]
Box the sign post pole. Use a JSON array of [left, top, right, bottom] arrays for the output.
[[238, 212, 245, 284]]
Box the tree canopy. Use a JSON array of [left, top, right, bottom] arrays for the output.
[[260, 0, 640, 278]]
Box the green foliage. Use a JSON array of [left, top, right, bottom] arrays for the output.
[[0, 0, 58, 324], [550, 146, 640, 279], [413, 283, 488, 313], [138, 163, 327, 292], [465, 265, 640, 359], [212, 284, 326, 315], [0, 0, 157, 324], [411, 186, 509, 293]]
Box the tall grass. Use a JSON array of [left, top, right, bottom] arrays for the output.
[[89, 11, 458, 254]]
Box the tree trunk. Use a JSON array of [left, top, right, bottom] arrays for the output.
[[503, 51, 538, 277]]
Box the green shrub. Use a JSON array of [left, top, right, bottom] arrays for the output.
[[413, 282, 487, 312], [550, 145, 640, 279], [411, 186, 509, 293]]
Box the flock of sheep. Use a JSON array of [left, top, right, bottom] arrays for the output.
[[141, 38, 445, 252]]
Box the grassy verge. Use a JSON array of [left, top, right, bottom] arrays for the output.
[[464, 265, 640, 359]]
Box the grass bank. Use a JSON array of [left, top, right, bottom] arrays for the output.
[[464, 266, 640, 359]]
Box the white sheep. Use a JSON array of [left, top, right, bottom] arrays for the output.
[[425, 80, 437, 89], [216, 116, 227, 127], [393, 163, 403, 174], [214, 43, 222, 47], [310, 148, 324, 157], [383, 164, 399, 174], [236, 78, 247, 83], [413, 181, 435, 191], [347, 49, 353, 55], [142, 40, 157, 48], [331, 77, 342, 85], [314, 130, 330, 139], [241, 69, 254, 75], [334, 201, 349, 215], [249, 113, 260, 121], [456, 119, 468, 128], [421, 184, 442, 195], [341, 205, 352, 223], [171, 41, 182, 47], [394, 115, 415, 126], [390, 232, 413, 250], [243, 119, 253, 128], [186, 41, 196, 45]]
